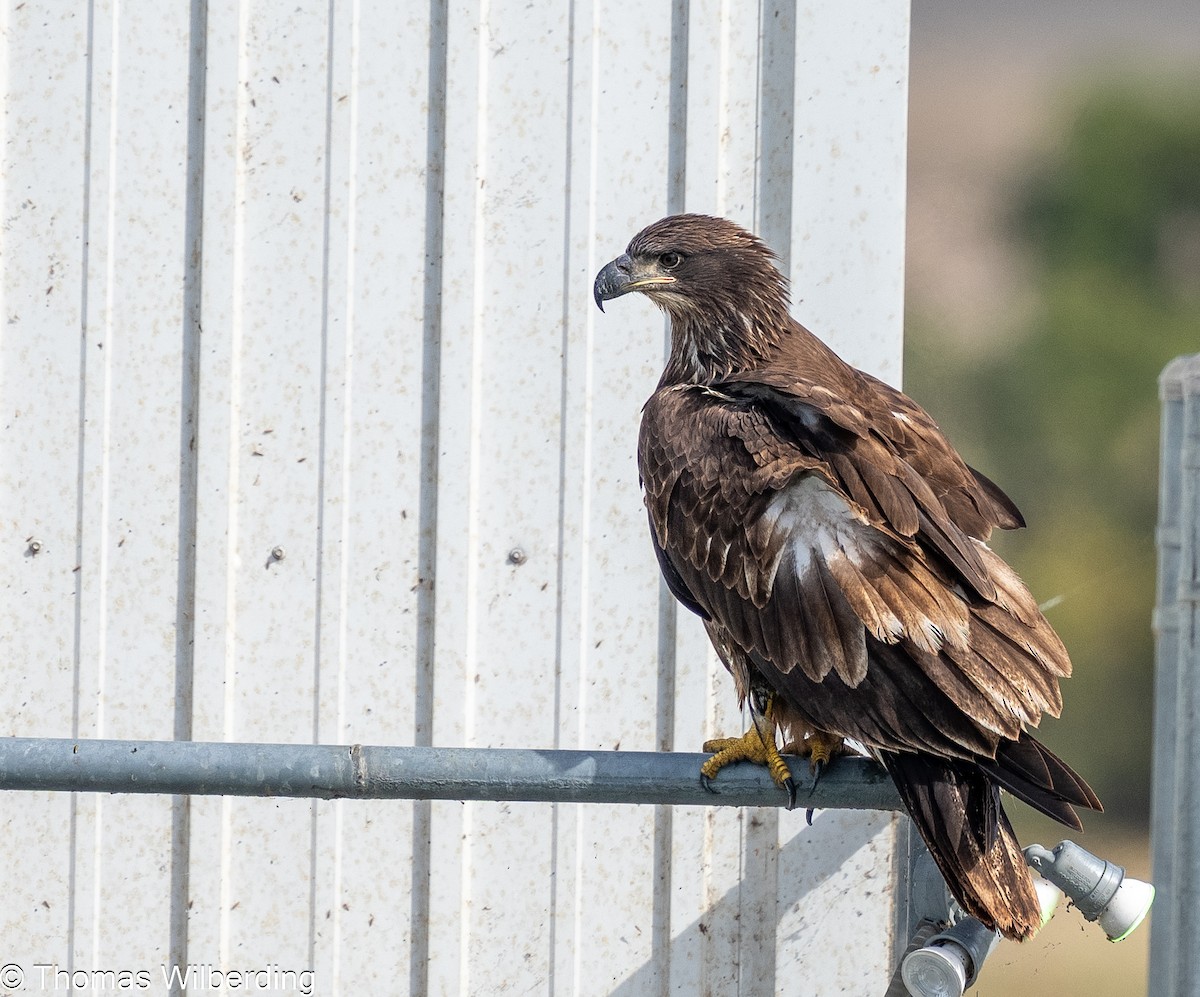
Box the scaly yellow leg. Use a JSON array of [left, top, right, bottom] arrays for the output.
[[701, 694, 797, 809]]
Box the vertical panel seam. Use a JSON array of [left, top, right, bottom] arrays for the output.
[[217, 0, 259, 968], [455, 3, 494, 990], [655, 4, 690, 993], [547, 0, 583, 991], [308, 0, 343, 986], [67, 0, 102, 972], [169, 0, 209, 989], [411, 1, 449, 993]]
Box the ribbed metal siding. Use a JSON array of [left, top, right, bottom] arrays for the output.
[[0, 2, 910, 994]]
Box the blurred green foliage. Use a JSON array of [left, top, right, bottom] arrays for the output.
[[905, 79, 1200, 830]]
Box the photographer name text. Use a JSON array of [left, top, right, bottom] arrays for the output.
[[0, 961, 314, 994]]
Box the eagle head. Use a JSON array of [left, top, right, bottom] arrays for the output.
[[594, 213, 792, 382]]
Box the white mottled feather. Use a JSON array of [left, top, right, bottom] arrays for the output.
[[753, 474, 970, 656]]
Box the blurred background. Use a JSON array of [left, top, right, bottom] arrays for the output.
[[904, 1, 1199, 992]]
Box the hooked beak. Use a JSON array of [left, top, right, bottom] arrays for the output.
[[593, 253, 676, 312]]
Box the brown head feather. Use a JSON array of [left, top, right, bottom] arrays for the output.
[[622, 214, 792, 384]]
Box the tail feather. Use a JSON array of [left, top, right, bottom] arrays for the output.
[[882, 751, 1043, 941], [979, 731, 1103, 831]]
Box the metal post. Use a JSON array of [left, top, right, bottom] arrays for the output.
[[1151, 353, 1200, 996], [0, 737, 903, 810]]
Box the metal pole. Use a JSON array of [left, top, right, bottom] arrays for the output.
[[0, 737, 903, 810], [1151, 353, 1200, 997]]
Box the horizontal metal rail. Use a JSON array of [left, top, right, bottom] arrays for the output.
[[0, 738, 903, 810]]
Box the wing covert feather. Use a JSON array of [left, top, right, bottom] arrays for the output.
[[639, 379, 1071, 759]]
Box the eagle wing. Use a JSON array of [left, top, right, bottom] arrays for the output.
[[638, 374, 1072, 763]]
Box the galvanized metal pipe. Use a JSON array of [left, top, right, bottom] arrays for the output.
[[1151, 353, 1200, 997], [0, 737, 902, 810]]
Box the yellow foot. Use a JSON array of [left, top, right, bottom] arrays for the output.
[[701, 696, 796, 809], [779, 731, 848, 825], [780, 731, 848, 777]]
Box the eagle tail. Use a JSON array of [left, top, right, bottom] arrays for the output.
[[881, 751, 1043, 941], [980, 730, 1103, 830]]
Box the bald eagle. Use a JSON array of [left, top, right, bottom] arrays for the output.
[[594, 213, 1100, 940]]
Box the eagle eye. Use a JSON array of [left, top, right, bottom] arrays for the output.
[[659, 251, 683, 271]]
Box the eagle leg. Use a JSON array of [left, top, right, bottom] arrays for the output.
[[700, 693, 797, 809]]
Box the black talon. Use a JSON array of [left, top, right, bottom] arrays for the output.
[[805, 808, 816, 826], [701, 773, 716, 794], [809, 758, 826, 797], [783, 776, 797, 811]]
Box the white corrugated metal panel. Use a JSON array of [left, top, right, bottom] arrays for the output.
[[0, 0, 194, 976], [0, 1, 910, 994]]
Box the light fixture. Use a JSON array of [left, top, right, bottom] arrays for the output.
[[1023, 840, 1155, 942], [898, 839, 1132, 996], [900, 916, 1000, 997], [1031, 872, 1065, 925]]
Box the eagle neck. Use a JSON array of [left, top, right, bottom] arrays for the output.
[[660, 302, 790, 386]]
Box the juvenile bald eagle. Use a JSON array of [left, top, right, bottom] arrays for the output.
[[593, 213, 1100, 941]]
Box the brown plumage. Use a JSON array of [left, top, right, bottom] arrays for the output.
[[593, 213, 1101, 941]]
